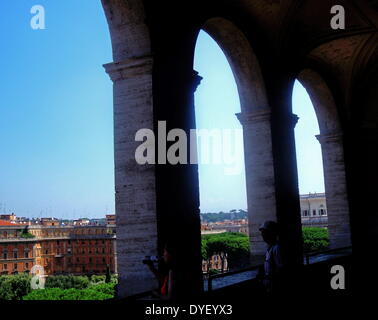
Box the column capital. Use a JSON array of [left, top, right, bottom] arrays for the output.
[[291, 113, 299, 128], [103, 55, 153, 82], [316, 132, 343, 144], [191, 70, 203, 93], [236, 109, 271, 125]]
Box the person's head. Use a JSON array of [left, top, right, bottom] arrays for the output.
[[259, 220, 279, 245], [163, 243, 175, 266]]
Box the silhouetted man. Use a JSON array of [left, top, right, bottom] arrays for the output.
[[259, 220, 285, 294]]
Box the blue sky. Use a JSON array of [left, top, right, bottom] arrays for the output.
[[0, 1, 324, 218], [194, 32, 325, 213], [0, 1, 114, 219]]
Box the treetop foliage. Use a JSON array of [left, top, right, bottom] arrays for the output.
[[200, 210, 247, 223], [23, 282, 115, 300], [302, 227, 329, 253]]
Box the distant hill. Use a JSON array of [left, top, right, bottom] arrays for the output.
[[200, 210, 248, 223]]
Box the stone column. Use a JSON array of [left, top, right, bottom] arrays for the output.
[[236, 110, 277, 257], [153, 68, 204, 298], [316, 132, 352, 248], [104, 55, 158, 297]]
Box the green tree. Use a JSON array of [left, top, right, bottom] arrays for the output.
[[302, 227, 329, 253], [23, 283, 115, 300], [202, 232, 250, 271], [0, 274, 31, 300], [90, 275, 106, 285], [20, 226, 35, 239], [45, 275, 90, 290]]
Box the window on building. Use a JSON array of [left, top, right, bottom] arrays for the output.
[[3, 252, 7, 260], [302, 210, 309, 217], [3, 264, 7, 270], [312, 210, 317, 216], [14, 263, 17, 270], [25, 262, 29, 269], [319, 209, 326, 216], [13, 251, 18, 259], [24, 251, 29, 258]]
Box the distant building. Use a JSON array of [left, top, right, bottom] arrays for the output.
[[0, 219, 117, 276], [40, 218, 60, 227], [202, 253, 228, 274], [299, 193, 328, 227], [73, 218, 90, 226], [0, 214, 17, 223], [106, 215, 116, 226], [201, 229, 227, 235], [0, 220, 20, 227], [201, 219, 249, 236], [89, 218, 107, 226]]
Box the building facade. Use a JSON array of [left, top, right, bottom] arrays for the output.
[[299, 193, 328, 228], [202, 253, 229, 274], [0, 222, 117, 276]]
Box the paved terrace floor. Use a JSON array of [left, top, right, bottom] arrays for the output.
[[205, 247, 352, 291]]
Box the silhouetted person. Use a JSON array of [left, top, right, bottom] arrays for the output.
[[258, 220, 285, 294], [145, 244, 176, 300]]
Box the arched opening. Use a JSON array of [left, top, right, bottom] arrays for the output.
[[292, 80, 329, 253], [194, 30, 249, 274], [294, 69, 352, 250], [194, 17, 276, 268]]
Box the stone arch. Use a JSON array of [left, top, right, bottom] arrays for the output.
[[202, 17, 269, 113], [198, 18, 278, 256], [297, 69, 341, 135], [297, 69, 352, 248], [101, 0, 151, 61]]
